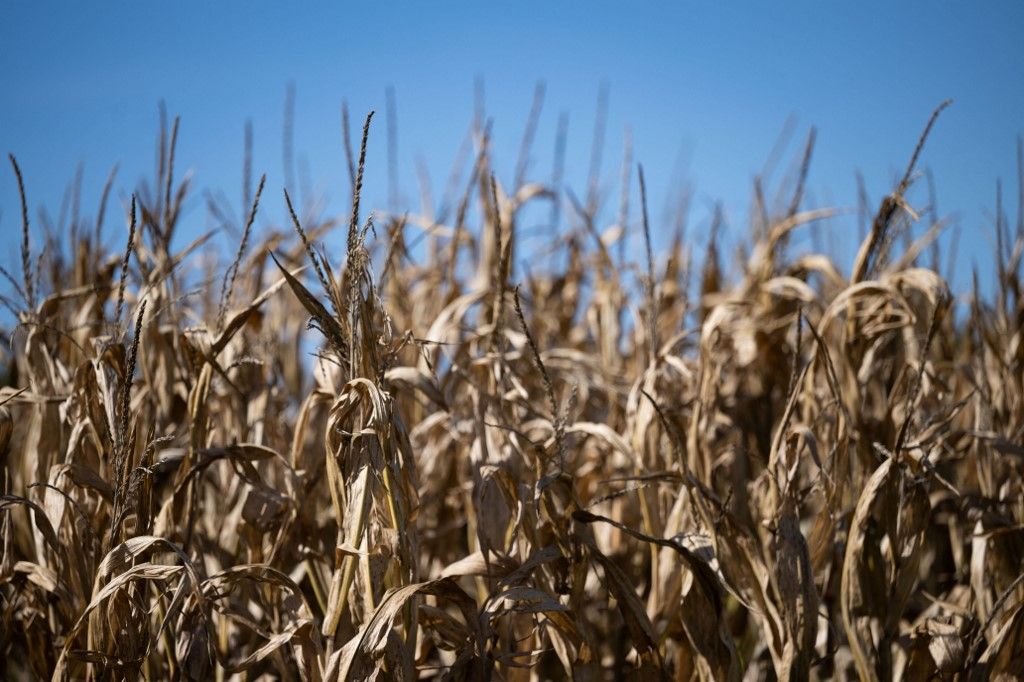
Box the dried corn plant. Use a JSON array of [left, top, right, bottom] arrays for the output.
[[2, 100, 1023, 681]]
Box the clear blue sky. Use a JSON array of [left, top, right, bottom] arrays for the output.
[[2, 2, 1022, 298]]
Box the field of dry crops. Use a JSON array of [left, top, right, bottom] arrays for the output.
[[1, 102, 1023, 680]]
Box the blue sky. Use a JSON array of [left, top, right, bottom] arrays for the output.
[[2, 2, 1022, 298]]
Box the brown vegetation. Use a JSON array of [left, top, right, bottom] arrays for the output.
[[2, 101, 1023, 680]]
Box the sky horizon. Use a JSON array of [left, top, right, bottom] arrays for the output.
[[2, 2, 1023, 305]]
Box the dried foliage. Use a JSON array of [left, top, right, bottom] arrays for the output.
[[2, 101, 1024, 681]]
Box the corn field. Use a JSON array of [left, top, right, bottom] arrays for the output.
[[2, 100, 1023, 680]]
